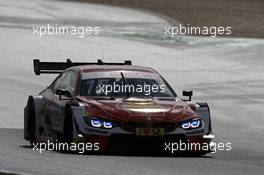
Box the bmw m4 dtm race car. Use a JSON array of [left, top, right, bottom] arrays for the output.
[[24, 59, 214, 155]]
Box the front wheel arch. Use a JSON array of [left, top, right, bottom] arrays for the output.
[[62, 105, 74, 144], [196, 102, 212, 134]]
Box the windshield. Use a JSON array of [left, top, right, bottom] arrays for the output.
[[80, 71, 175, 98]]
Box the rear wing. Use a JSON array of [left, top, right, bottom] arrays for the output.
[[33, 59, 132, 75]]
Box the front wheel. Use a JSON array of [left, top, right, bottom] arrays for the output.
[[63, 108, 73, 144]]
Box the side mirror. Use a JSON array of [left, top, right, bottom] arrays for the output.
[[56, 89, 72, 100], [182, 90, 193, 101]]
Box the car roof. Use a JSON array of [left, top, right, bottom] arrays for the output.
[[68, 65, 159, 74]]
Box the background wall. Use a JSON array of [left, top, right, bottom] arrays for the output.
[[75, 0, 264, 38]]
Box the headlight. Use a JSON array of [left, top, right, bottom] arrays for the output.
[[84, 117, 114, 129], [103, 121, 113, 129], [190, 119, 200, 128], [91, 119, 103, 128], [181, 121, 191, 129], [181, 118, 202, 129]]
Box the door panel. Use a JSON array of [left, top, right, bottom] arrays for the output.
[[46, 71, 77, 132]]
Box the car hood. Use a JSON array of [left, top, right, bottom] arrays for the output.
[[76, 96, 199, 123]]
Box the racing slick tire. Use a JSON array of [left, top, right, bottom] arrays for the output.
[[62, 107, 74, 144], [28, 101, 37, 147]]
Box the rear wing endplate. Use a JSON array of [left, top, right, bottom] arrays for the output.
[[33, 59, 132, 75]]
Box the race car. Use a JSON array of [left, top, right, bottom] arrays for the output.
[[24, 59, 214, 155]]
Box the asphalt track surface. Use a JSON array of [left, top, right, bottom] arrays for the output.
[[0, 0, 264, 174]]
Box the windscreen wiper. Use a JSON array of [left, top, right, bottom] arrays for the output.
[[120, 72, 131, 97]]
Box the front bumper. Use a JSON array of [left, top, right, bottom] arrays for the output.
[[74, 125, 214, 153], [71, 108, 214, 152]]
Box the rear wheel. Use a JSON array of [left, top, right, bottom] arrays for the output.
[[28, 101, 37, 147]]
